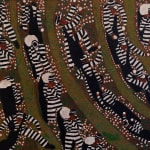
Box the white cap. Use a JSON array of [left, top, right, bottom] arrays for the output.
[[101, 86, 105, 91], [42, 72, 55, 83], [130, 118, 134, 122], [24, 35, 38, 47], [78, 7, 82, 12], [85, 136, 95, 145], [40, 28, 44, 32], [123, 112, 126, 115], [140, 4, 150, 15], [0, 79, 11, 89], [60, 107, 71, 119]]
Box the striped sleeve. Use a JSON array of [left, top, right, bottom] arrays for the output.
[[7, 42, 14, 59], [26, 114, 41, 130], [38, 44, 46, 55], [128, 41, 145, 56], [107, 89, 117, 101], [56, 82, 62, 99], [118, 4, 127, 26], [64, 120, 72, 131], [0, 2, 7, 21], [66, 5, 77, 22], [37, 9, 43, 29], [139, 17, 146, 31], [0, 116, 13, 132], [13, 85, 23, 105], [103, 5, 113, 35], [3, 19, 17, 42], [76, 118, 83, 130], [64, 14, 82, 30], [20, 5, 30, 30]]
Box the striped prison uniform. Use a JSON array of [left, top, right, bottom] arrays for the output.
[[125, 51, 149, 91], [63, 17, 84, 69], [76, 49, 103, 79], [0, 37, 15, 69], [66, 5, 78, 22], [64, 17, 97, 53], [75, 51, 103, 100], [97, 88, 116, 110], [64, 3, 95, 52], [87, 145, 103, 150], [139, 16, 150, 46], [0, 113, 49, 150], [116, 39, 145, 66], [4, 76, 23, 105], [122, 117, 150, 145], [116, 40, 149, 91], [138, 130, 150, 145], [64, 118, 83, 150], [42, 80, 63, 122], [103, 1, 127, 37], [0, 2, 17, 42], [122, 115, 143, 135], [20, 3, 43, 42], [24, 43, 52, 80], [128, 120, 143, 135], [0, 77, 23, 119]]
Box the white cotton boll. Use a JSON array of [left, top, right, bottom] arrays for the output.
[[23, 0, 26, 3], [78, 7, 82, 12], [40, 28, 44, 32], [98, 45, 101, 49], [147, 53, 150, 57], [113, 35, 118, 40]]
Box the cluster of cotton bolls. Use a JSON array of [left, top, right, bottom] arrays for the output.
[[16, 135, 26, 147], [135, 92, 147, 104]]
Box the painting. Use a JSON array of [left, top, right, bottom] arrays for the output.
[[0, 0, 150, 150]]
